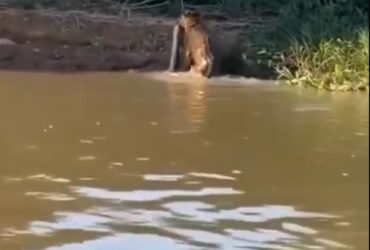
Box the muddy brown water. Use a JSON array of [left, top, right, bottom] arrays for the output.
[[0, 71, 368, 250]]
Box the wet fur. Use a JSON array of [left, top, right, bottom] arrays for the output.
[[175, 11, 215, 78]]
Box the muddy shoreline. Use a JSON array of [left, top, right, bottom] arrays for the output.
[[0, 9, 244, 73]]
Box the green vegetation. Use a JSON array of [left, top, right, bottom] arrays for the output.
[[276, 30, 369, 91], [1, 0, 369, 90], [238, 0, 369, 91]]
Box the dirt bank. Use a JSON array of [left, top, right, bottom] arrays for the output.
[[0, 9, 246, 72]]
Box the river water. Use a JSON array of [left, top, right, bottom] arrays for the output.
[[0, 71, 368, 250]]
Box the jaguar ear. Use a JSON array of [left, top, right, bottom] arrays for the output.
[[182, 10, 190, 17], [182, 9, 200, 18]]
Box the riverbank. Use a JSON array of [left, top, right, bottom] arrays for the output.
[[0, 3, 368, 91], [0, 9, 244, 72]]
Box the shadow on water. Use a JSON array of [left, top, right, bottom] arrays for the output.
[[0, 71, 368, 250]]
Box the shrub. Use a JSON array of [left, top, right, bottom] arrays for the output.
[[241, 0, 369, 90], [277, 29, 369, 91]]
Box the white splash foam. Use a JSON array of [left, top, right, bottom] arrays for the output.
[[282, 222, 318, 235], [188, 172, 236, 181], [72, 186, 244, 202], [315, 238, 350, 249], [144, 71, 278, 86], [143, 174, 184, 182]]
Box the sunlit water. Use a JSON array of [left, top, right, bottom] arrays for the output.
[[0, 71, 368, 250]]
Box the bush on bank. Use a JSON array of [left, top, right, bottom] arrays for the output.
[[239, 0, 369, 91]]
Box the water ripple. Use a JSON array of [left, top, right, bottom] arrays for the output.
[[45, 234, 202, 250], [30, 212, 112, 235], [71, 186, 244, 202], [188, 172, 236, 181], [143, 174, 185, 182], [162, 202, 337, 223]]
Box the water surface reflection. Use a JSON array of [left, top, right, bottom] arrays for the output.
[[0, 71, 368, 250]]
